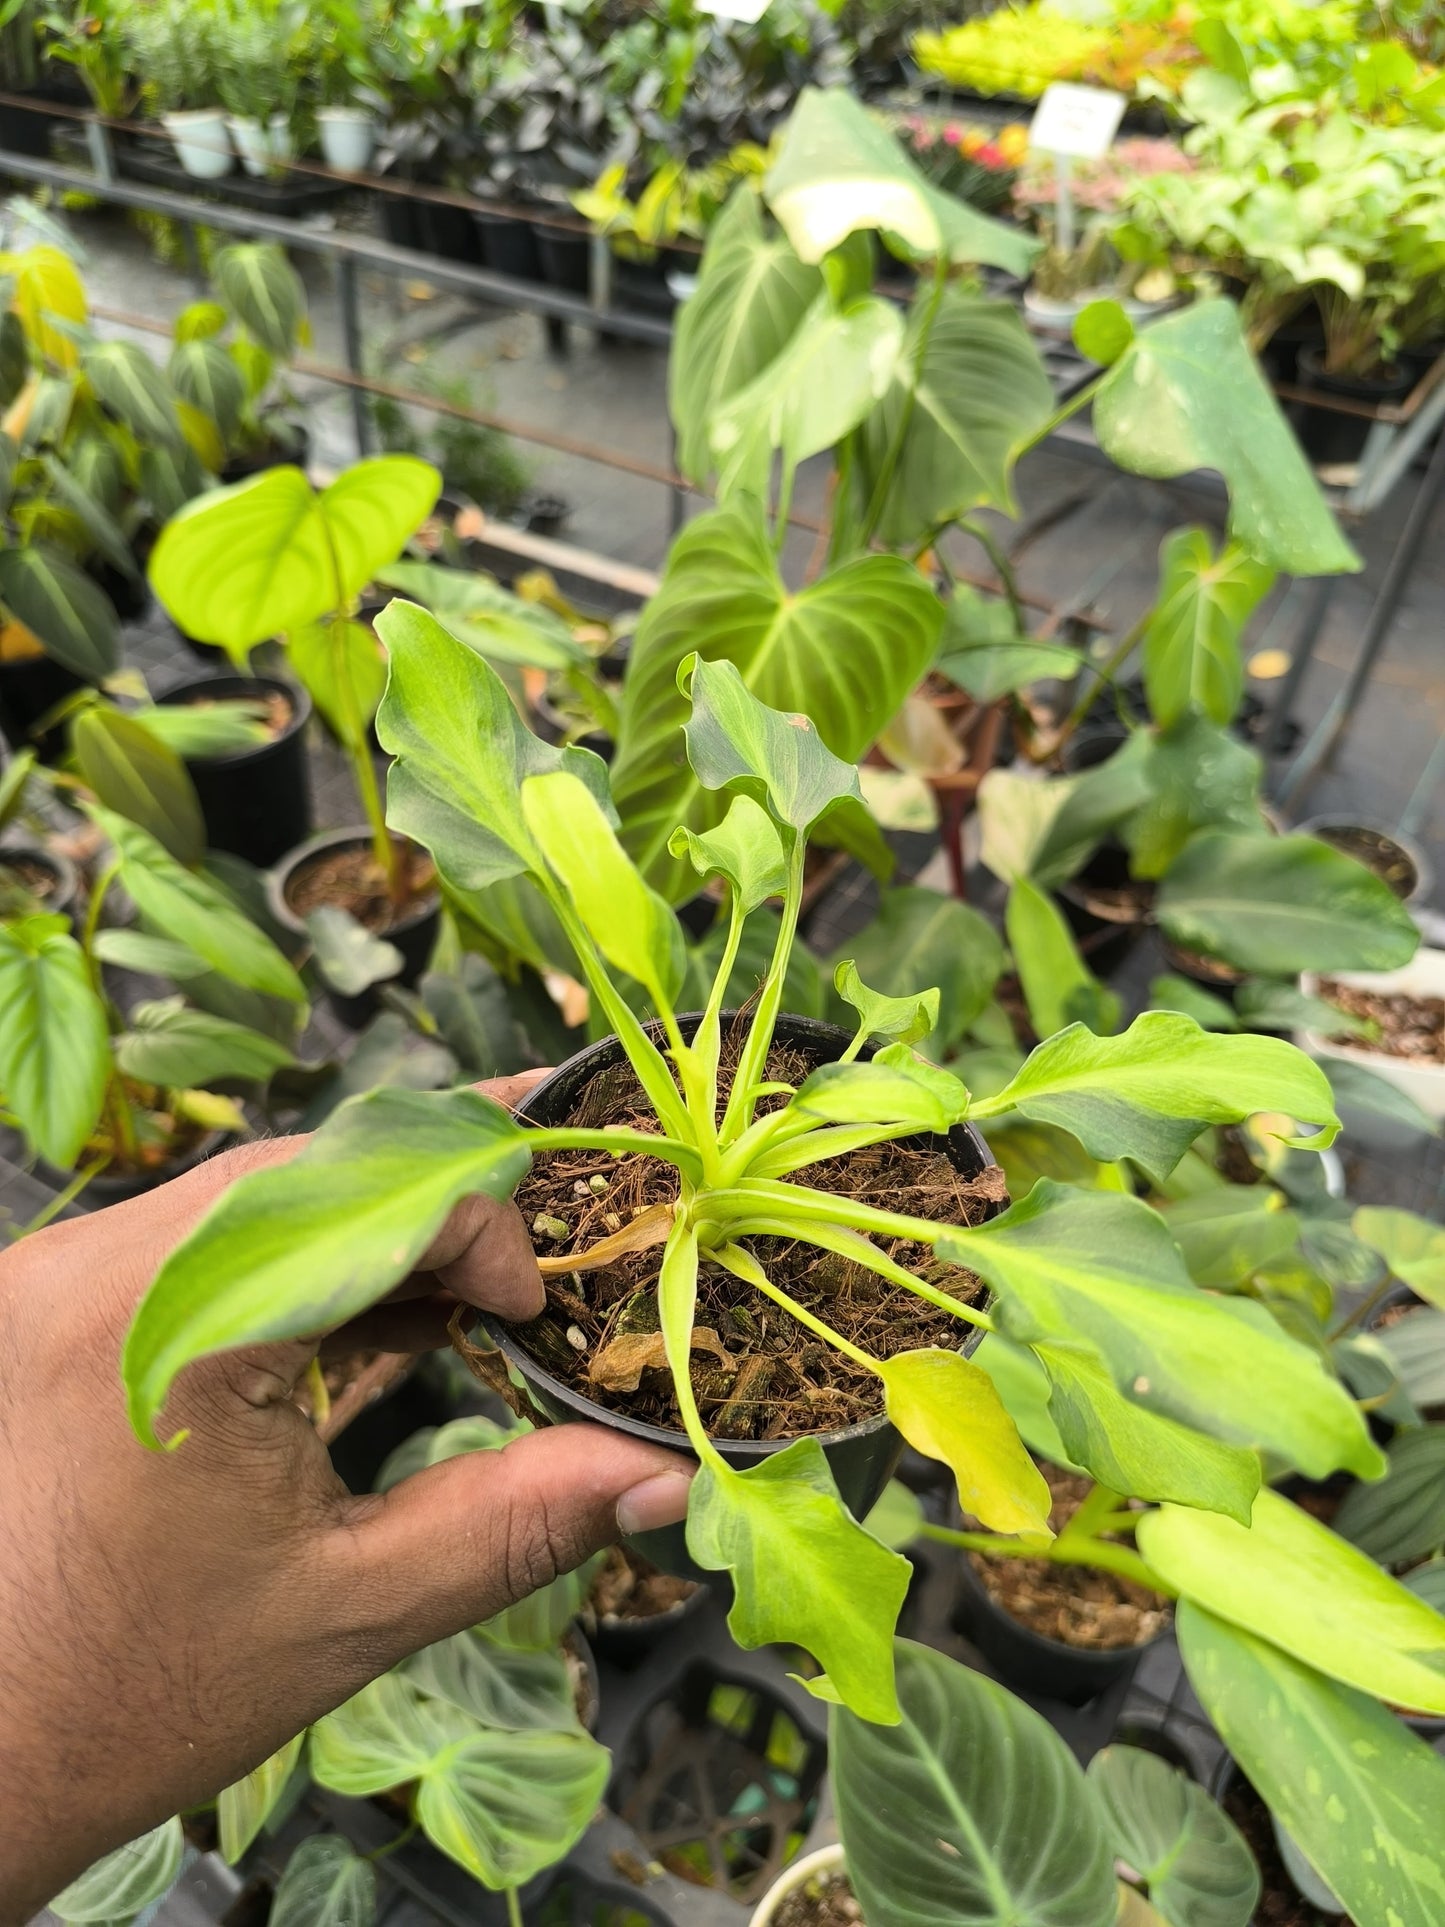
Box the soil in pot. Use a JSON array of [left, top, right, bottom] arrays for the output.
[[589, 1543, 700, 1627], [772, 1869, 864, 1926], [1058, 848, 1155, 976], [1162, 940, 1244, 992], [0, 851, 72, 914], [1306, 823, 1419, 901], [1220, 1774, 1355, 1925], [966, 1462, 1171, 1651], [1318, 978, 1444, 1062], [283, 838, 437, 934], [511, 1027, 1000, 1442]]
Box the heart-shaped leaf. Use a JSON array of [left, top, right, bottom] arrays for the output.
[[973, 1012, 1339, 1182], [853, 288, 1055, 546], [50, 1818, 184, 1922], [1123, 716, 1265, 882], [1156, 831, 1420, 975], [1140, 1488, 1445, 1712], [1088, 1745, 1258, 1927], [669, 186, 823, 484], [82, 339, 184, 452], [934, 585, 1081, 703], [1179, 1602, 1445, 1927], [610, 502, 941, 897], [269, 1837, 376, 1927], [709, 289, 904, 505], [939, 1182, 1382, 1480], [0, 913, 110, 1167], [375, 562, 586, 670], [214, 242, 306, 355], [1093, 299, 1358, 575], [289, 617, 386, 751], [168, 337, 246, 441], [832, 1640, 1118, 1925], [122, 1085, 530, 1444], [405, 1629, 581, 1733], [765, 87, 1038, 275], [1142, 529, 1274, 730], [878, 1347, 1052, 1537], [148, 457, 439, 656]]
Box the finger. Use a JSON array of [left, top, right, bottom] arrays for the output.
[[414, 1194, 544, 1321], [477, 1067, 550, 1111], [324, 1424, 694, 1656], [318, 1292, 459, 1360]]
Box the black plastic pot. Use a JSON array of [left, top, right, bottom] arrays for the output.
[[950, 1548, 1171, 1706], [1295, 347, 1414, 467], [611, 254, 676, 318], [1159, 937, 1244, 1000], [418, 197, 485, 265], [472, 209, 542, 281], [41, 1130, 231, 1209], [0, 650, 87, 763], [0, 844, 77, 918], [158, 673, 313, 869], [534, 222, 591, 295], [1057, 842, 1154, 978], [481, 1012, 1000, 1579], [221, 423, 311, 485], [378, 189, 425, 251], [88, 558, 149, 624], [266, 827, 440, 1029], [0, 93, 58, 158]]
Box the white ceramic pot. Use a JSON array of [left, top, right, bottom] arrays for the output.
[[162, 109, 233, 179], [317, 106, 375, 173], [749, 1845, 850, 1927], [1299, 948, 1445, 1123], [227, 113, 292, 178]]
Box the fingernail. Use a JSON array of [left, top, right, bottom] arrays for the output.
[[617, 1470, 695, 1535]]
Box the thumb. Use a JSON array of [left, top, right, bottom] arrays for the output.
[[324, 1424, 695, 1661]]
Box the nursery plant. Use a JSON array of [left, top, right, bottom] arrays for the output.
[[146, 451, 441, 907], [167, 241, 311, 478], [118, 608, 1387, 1724], [0, 710, 305, 1183]]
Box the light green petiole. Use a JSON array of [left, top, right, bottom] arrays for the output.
[[716, 1212, 994, 1331], [656, 1209, 726, 1473], [713, 1241, 878, 1371], [719, 836, 807, 1145]]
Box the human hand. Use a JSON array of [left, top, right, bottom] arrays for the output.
[[0, 1072, 693, 1923]]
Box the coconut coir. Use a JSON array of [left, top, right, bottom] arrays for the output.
[[511, 1030, 1002, 1442], [968, 1462, 1170, 1650], [772, 1870, 865, 1926]]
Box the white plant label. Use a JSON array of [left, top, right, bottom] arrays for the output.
[[1028, 83, 1128, 159]]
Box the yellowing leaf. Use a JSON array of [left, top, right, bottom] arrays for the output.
[[2, 245, 86, 367], [877, 1346, 1053, 1537]]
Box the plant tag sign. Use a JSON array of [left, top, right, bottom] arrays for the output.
[[697, 0, 772, 18], [1028, 83, 1128, 159]]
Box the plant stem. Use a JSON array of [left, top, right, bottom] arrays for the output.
[[748, 1120, 931, 1182], [720, 836, 806, 1144], [1013, 374, 1103, 459], [712, 1179, 944, 1247], [1328, 1271, 1399, 1339], [523, 1124, 701, 1168], [657, 1214, 724, 1470], [1057, 612, 1148, 743], [318, 516, 400, 901], [1059, 1478, 1122, 1543], [81, 857, 120, 973], [6, 1156, 108, 1238], [503, 1888, 523, 1927], [714, 1241, 877, 1369], [959, 517, 1027, 635], [920, 1521, 1171, 1594], [717, 1213, 993, 1331], [696, 888, 746, 1120], [366, 1820, 419, 1864]]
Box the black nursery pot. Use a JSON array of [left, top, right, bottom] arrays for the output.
[[950, 1550, 1169, 1707], [0, 844, 78, 918], [472, 209, 542, 282], [1294, 346, 1414, 467], [158, 673, 313, 870], [0, 651, 87, 763], [266, 827, 441, 1029], [533, 221, 591, 295], [1057, 840, 1153, 978], [481, 1012, 1000, 1580]]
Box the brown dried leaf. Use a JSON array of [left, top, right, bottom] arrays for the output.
[[588, 1325, 732, 1393], [536, 1200, 675, 1278]]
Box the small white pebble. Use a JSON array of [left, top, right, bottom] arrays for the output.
[[603, 1211, 622, 1232], [572, 1180, 592, 1199], [566, 1325, 588, 1352]]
